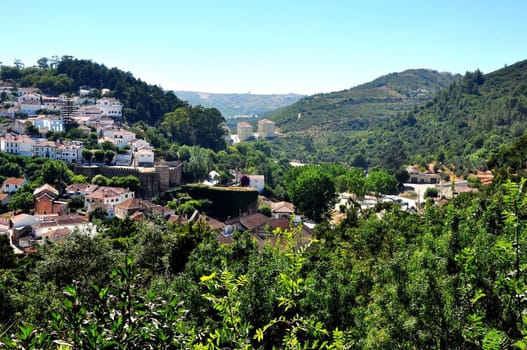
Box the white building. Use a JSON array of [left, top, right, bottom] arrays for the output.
[[130, 138, 152, 151], [96, 97, 122, 118], [238, 174, 265, 193], [101, 127, 136, 145], [33, 140, 60, 159], [85, 186, 135, 218], [258, 119, 275, 138], [237, 122, 253, 141], [0, 134, 35, 156], [58, 143, 84, 163], [19, 101, 41, 115], [31, 116, 64, 133], [2, 177, 26, 194], [135, 148, 154, 166]]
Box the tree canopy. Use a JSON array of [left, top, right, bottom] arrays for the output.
[[286, 165, 336, 222]]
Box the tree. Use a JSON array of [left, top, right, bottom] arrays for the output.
[[92, 174, 110, 186], [347, 168, 366, 197], [183, 147, 213, 183], [0, 162, 22, 178], [160, 105, 227, 151], [110, 175, 141, 192], [240, 175, 250, 187], [104, 150, 115, 165], [82, 149, 93, 163], [365, 170, 399, 197], [0, 235, 15, 268], [93, 149, 105, 163], [41, 160, 73, 191], [287, 166, 336, 222], [7, 192, 34, 213], [424, 187, 439, 198]]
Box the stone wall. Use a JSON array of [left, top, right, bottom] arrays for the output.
[[74, 163, 182, 199]]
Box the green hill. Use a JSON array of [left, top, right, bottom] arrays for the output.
[[399, 60, 527, 172], [268, 69, 459, 133], [264, 61, 527, 174]]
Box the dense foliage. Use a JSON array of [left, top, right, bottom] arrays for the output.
[[4, 176, 527, 348]]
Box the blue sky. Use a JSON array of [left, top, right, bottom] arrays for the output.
[[2, 0, 527, 95]]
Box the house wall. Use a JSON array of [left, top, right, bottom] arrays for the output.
[[35, 197, 54, 215]]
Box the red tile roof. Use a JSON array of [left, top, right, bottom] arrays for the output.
[[3, 177, 25, 186], [239, 213, 270, 230]]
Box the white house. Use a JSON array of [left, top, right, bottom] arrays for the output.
[[96, 97, 122, 118], [19, 100, 41, 115], [114, 150, 133, 166], [130, 138, 152, 151], [101, 127, 136, 146], [33, 140, 60, 159], [85, 186, 135, 218], [0, 134, 35, 156], [406, 166, 441, 184], [17, 93, 40, 104], [58, 142, 84, 163], [135, 148, 154, 166], [2, 177, 26, 194]]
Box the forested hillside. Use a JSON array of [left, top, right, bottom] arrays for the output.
[[266, 60, 527, 175], [398, 60, 527, 170], [268, 69, 459, 133]]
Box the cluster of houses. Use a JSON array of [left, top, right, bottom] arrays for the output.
[[0, 85, 122, 120], [0, 85, 155, 166], [1, 174, 306, 253]]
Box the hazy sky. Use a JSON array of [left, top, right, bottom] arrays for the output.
[[2, 0, 527, 95]]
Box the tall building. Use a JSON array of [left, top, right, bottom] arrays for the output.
[[237, 122, 253, 141], [257, 119, 275, 138]]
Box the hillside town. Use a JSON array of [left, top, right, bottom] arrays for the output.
[[0, 83, 307, 256]]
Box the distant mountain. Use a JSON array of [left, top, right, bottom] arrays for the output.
[[173, 91, 305, 118], [267, 69, 460, 133]]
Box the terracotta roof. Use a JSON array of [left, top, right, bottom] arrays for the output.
[[42, 228, 70, 242], [115, 198, 145, 210], [3, 177, 25, 186], [33, 184, 59, 197], [258, 119, 274, 124], [271, 201, 295, 213], [86, 186, 131, 199], [197, 215, 225, 231], [0, 193, 9, 201], [34, 141, 59, 148], [39, 215, 86, 228], [66, 183, 96, 193], [268, 217, 293, 231], [239, 213, 270, 230], [167, 215, 189, 225]]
